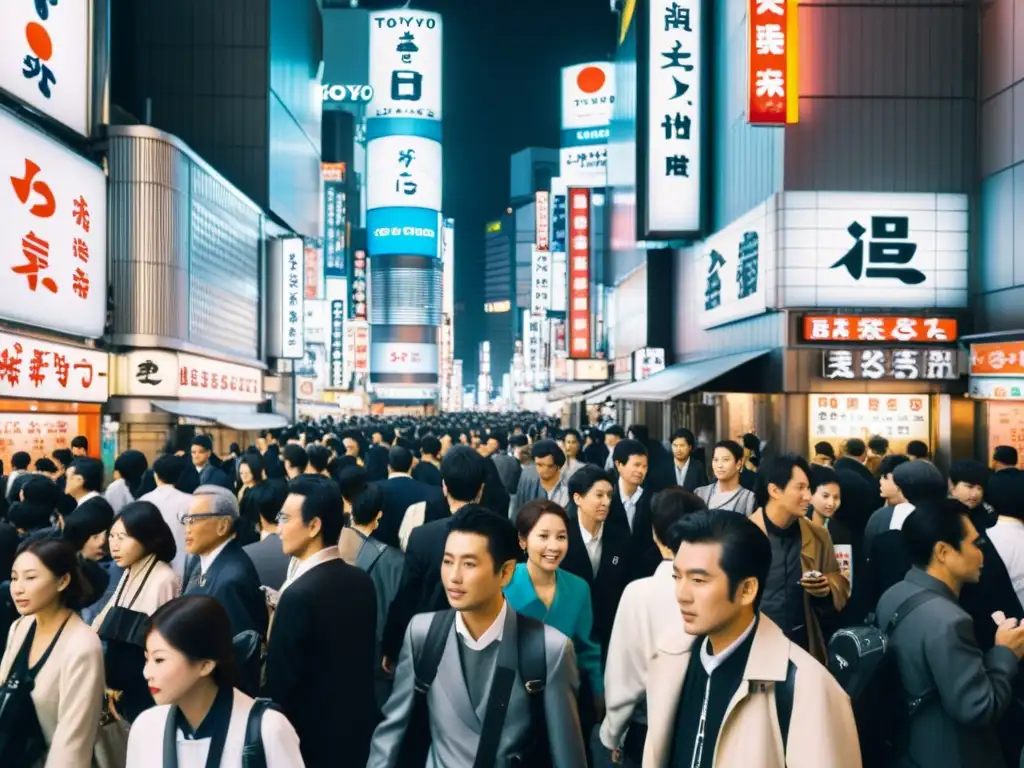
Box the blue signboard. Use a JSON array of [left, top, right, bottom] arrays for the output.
[[367, 207, 440, 257], [551, 194, 567, 253], [324, 180, 347, 278]]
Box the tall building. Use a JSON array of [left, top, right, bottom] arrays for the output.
[[510, 147, 558, 206], [483, 214, 514, 383]]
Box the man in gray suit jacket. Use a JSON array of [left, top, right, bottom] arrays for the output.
[[242, 480, 291, 591], [877, 497, 1024, 768], [367, 506, 587, 768]]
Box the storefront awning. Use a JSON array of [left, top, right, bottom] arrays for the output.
[[584, 380, 630, 404], [546, 382, 595, 403], [610, 349, 773, 403], [152, 402, 288, 431]]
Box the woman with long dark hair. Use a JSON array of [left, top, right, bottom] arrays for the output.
[[126, 596, 304, 767], [105, 450, 150, 515]]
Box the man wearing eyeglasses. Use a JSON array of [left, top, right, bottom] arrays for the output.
[[181, 484, 268, 639]]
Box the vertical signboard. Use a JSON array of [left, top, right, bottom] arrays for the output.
[[531, 248, 552, 316], [551, 191, 567, 253], [568, 188, 592, 359], [560, 62, 615, 187], [280, 238, 305, 359], [367, 11, 443, 121], [535, 191, 550, 250], [327, 279, 346, 388], [349, 249, 368, 320], [747, 0, 799, 125], [322, 163, 347, 279], [303, 240, 322, 300], [646, 0, 703, 236]]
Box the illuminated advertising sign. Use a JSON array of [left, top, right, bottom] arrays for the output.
[[802, 316, 959, 344], [322, 163, 346, 278], [327, 279, 347, 388], [0, 332, 107, 403], [485, 300, 511, 314], [748, 0, 799, 125], [550, 251, 567, 314], [568, 188, 592, 358], [551, 191, 567, 253], [646, 0, 703, 236], [367, 207, 438, 257], [366, 135, 442, 211], [304, 241, 321, 300], [535, 191, 550, 250], [349, 249, 367, 320], [321, 84, 375, 103], [560, 62, 614, 188], [441, 218, 455, 316], [368, 11, 443, 120], [531, 248, 552, 316], [274, 238, 305, 359], [370, 342, 439, 375]]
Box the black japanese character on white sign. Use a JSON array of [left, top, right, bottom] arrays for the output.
[[831, 216, 925, 285]]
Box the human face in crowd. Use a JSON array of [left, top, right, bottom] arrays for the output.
[[440, 434, 453, 456], [342, 437, 360, 458], [109, 518, 147, 569], [190, 443, 211, 469], [470, 434, 482, 449], [812, 452, 834, 467], [10, 551, 69, 616], [256, 436, 267, 454], [72, 445, 87, 458], [64, 465, 85, 497], [480, 439, 497, 458], [711, 447, 740, 482], [239, 462, 254, 487], [674, 540, 756, 638], [521, 513, 569, 574], [618, 453, 649, 488], [534, 454, 560, 485], [879, 472, 903, 505], [182, 496, 233, 556], [371, 431, 383, 445], [936, 515, 984, 585], [563, 433, 580, 460], [950, 480, 984, 511], [144, 630, 214, 706], [574, 480, 613, 524], [80, 531, 107, 562], [811, 482, 841, 520], [442, 531, 513, 612], [671, 437, 692, 465], [768, 465, 812, 520], [278, 493, 321, 558], [605, 433, 621, 452]]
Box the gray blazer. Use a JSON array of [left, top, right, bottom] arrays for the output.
[[242, 533, 290, 591], [491, 452, 522, 497], [367, 608, 587, 768], [877, 567, 1019, 768], [511, 465, 545, 520]]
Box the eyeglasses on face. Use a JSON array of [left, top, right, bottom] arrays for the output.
[[178, 512, 233, 526]]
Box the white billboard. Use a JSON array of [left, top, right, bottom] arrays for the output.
[[372, 342, 439, 375], [366, 135, 442, 211], [0, 332, 107, 403], [560, 62, 614, 188], [280, 238, 305, 358], [368, 11, 443, 121], [531, 248, 552, 316], [0, 109, 107, 338]]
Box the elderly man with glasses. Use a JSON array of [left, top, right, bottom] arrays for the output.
[[181, 485, 268, 639]]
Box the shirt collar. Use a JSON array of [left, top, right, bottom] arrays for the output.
[[619, 478, 643, 505], [455, 599, 507, 651], [77, 491, 100, 506], [199, 538, 232, 575], [700, 615, 757, 675], [281, 545, 341, 593], [579, 515, 604, 545], [388, 472, 412, 480]]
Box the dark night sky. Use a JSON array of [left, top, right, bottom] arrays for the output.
[[413, 0, 616, 373]]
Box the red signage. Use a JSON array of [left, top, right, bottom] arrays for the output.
[[802, 315, 958, 344], [568, 188, 591, 359], [970, 342, 1024, 377], [304, 243, 320, 299], [351, 250, 367, 320], [748, 0, 798, 125]]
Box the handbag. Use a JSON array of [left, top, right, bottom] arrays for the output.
[[0, 615, 71, 767]]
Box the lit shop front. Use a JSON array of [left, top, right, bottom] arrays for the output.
[[108, 350, 285, 457], [967, 341, 1024, 467], [0, 332, 108, 467]]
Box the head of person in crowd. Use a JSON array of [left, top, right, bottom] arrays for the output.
[[470, 433, 482, 450], [19, 474, 62, 516], [387, 446, 414, 477], [878, 453, 911, 505], [337, 466, 369, 517], [114, 449, 150, 500], [651, 487, 707, 559], [515, 499, 570, 575], [811, 441, 836, 467], [442, 505, 519, 618], [144, 595, 237, 708], [282, 443, 308, 480], [152, 453, 188, 492], [350, 483, 385, 536], [32, 457, 55, 479], [867, 435, 890, 459], [237, 453, 265, 489], [993, 445, 1019, 472], [843, 437, 868, 464], [109, 500, 177, 571], [420, 435, 442, 465], [340, 429, 363, 459], [569, 465, 614, 526], [441, 445, 488, 508], [741, 433, 761, 468], [372, 426, 395, 447], [604, 424, 625, 454], [903, 497, 983, 594], [509, 434, 529, 462], [70, 435, 89, 457], [11, 451, 31, 473], [531, 439, 566, 487], [671, 428, 696, 466], [560, 429, 582, 461], [248, 479, 288, 538], [190, 435, 214, 470], [906, 440, 930, 461], [305, 444, 331, 477], [52, 448, 73, 475], [761, 453, 813, 525], [279, 475, 345, 559], [183, 485, 239, 557], [948, 459, 988, 512], [711, 439, 744, 487], [672, 510, 772, 649], [65, 457, 104, 502], [893, 460, 946, 507], [11, 538, 93, 618], [477, 429, 499, 458], [808, 465, 842, 526], [614, 438, 649, 491], [226, 442, 240, 460], [62, 504, 112, 561]]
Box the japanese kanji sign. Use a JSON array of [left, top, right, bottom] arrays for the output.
[[748, 0, 799, 125], [275, 238, 305, 359], [119, 351, 263, 403], [646, 0, 703, 235], [970, 343, 1024, 377], [366, 135, 442, 211], [633, 347, 666, 380], [535, 191, 550, 250], [822, 349, 959, 381], [568, 188, 592, 359], [698, 201, 769, 329], [1, 0, 90, 135], [810, 394, 930, 442], [367, 11, 442, 120], [531, 247, 553, 316], [560, 62, 614, 188], [328, 283, 347, 389], [349, 250, 368, 321], [0, 332, 107, 403], [322, 162, 346, 279], [802, 315, 959, 344], [1, 110, 106, 338]]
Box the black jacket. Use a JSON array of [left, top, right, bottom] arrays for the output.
[[183, 540, 268, 639], [655, 459, 707, 493], [365, 445, 391, 483], [374, 476, 448, 549], [607, 483, 654, 561], [480, 456, 511, 518], [263, 559, 377, 767], [70, 495, 116, 527], [410, 461, 442, 488]]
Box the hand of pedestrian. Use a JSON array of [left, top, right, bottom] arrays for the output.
[[610, 748, 623, 764], [994, 618, 1024, 658], [799, 574, 831, 598], [382, 656, 395, 675]]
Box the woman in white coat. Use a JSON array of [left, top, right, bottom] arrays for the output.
[[126, 595, 305, 768]]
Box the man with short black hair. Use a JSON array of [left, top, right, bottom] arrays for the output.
[[666, 428, 706, 491], [487, 429, 522, 497], [412, 435, 443, 487], [609, 439, 653, 555], [70, 435, 89, 457], [994, 445, 1020, 472], [513, 439, 568, 516], [189, 435, 232, 489], [305, 443, 331, 476], [241, 480, 291, 590], [560, 428, 585, 482], [366, 426, 394, 483], [65, 457, 115, 528], [603, 425, 625, 471], [907, 439, 930, 461], [949, 459, 991, 525], [140, 454, 192, 579], [264, 474, 377, 768], [282, 443, 308, 480], [377, 445, 447, 549], [5, 451, 32, 503]]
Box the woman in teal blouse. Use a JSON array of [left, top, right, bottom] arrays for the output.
[[505, 499, 604, 716]]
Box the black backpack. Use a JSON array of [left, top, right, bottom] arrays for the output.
[[161, 696, 278, 768], [827, 590, 940, 763]]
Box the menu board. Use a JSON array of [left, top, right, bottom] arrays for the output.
[[987, 402, 1024, 469], [0, 414, 78, 472], [809, 393, 930, 456]]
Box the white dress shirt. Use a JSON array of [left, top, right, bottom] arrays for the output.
[[280, 545, 341, 594], [988, 517, 1024, 608], [545, 479, 570, 509], [699, 614, 756, 674], [619, 479, 644, 531], [76, 490, 101, 507], [198, 538, 232, 578], [455, 599, 507, 651], [579, 517, 604, 576], [140, 484, 192, 580], [674, 459, 691, 487]]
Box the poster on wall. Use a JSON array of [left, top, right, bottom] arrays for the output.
[[808, 393, 930, 455], [0, 414, 78, 473], [988, 402, 1024, 469]]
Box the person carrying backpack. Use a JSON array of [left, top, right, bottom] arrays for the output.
[[367, 505, 587, 768], [874, 498, 1024, 768]]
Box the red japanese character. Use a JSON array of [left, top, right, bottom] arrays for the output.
[[180, 367, 188, 385], [11, 159, 55, 218], [72, 268, 89, 299], [73, 360, 94, 387], [0, 344, 24, 385], [28, 349, 48, 387], [13, 232, 57, 293], [73, 196, 90, 232], [72, 237, 89, 263], [52, 353, 69, 387]]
